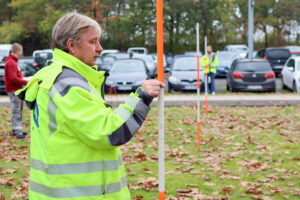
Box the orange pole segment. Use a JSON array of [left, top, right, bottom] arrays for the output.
[[159, 191, 165, 200], [157, 0, 164, 83]]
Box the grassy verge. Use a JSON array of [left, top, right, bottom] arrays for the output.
[[0, 106, 300, 199]]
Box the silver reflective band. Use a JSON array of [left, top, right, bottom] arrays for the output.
[[114, 106, 131, 121], [30, 181, 102, 198], [54, 77, 90, 95], [125, 95, 140, 109], [105, 176, 127, 194], [48, 87, 58, 136], [30, 176, 127, 198], [31, 155, 123, 175]]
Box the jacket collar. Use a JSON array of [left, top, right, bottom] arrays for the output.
[[6, 54, 18, 62], [52, 48, 105, 87]]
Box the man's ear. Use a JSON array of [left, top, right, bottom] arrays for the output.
[[66, 38, 76, 55]]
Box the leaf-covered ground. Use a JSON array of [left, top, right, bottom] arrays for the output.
[[0, 106, 300, 200]]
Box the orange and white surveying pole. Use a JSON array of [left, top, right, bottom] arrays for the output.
[[196, 23, 201, 151], [204, 36, 208, 113], [156, 0, 165, 199]]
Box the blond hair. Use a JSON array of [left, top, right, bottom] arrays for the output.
[[11, 43, 22, 53], [51, 12, 101, 51]]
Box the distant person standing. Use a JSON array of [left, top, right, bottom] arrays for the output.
[[201, 45, 219, 95], [4, 43, 28, 139]]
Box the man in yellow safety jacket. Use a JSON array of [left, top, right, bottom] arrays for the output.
[[201, 45, 219, 95], [16, 12, 164, 200]]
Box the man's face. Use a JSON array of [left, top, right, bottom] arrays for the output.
[[72, 27, 103, 66], [16, 48, 23, 58], [207, 46, 212, 54]]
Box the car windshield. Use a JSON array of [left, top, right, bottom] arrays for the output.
[[111, 60, 145, 73], [217, 52, 237, 61], [102, 56, 115, 65], [267, 50, 290, 59], [35, 52, 53, 60], [0, 49, 9, 57], [135, 56, 153, 63], [113, 53, 129, 59], [236, 62, 271, 72], [173, 57, 202, 71]]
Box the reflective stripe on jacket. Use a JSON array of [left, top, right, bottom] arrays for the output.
[[200, 53, 219, 74], [16, 48, 153, 200]]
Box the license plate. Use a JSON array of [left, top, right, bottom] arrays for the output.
[[247, 85, 262, 90], [274, 65, 283, 69], [184, 85, 197, 90], [118, 86, 132, 90]]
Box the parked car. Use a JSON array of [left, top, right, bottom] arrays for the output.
[[32, 49, 53, 69], [150, 53, 168, 72], [168, 56, 205, 93], [255, 47, 291, 76], [105, 59, 149, 93], [99, 49, 119, 58], [224, 44, 248, 58], [127, 47, 148, 55], [0, 62, 5, 94], [0, 44, 12, 62], [132, 54, 156, 78], [19, 59, 38, 77], [281, 57, 300, 92], [226, 59, 276, 92], [284, 46, 300, 57], [216, 51, 239, 77], [100, 53, 130, 71], [184, 51, 202, 57]]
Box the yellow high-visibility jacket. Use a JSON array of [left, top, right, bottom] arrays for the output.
[[16, 48, 153, 200], [201, 53, 219, 74]]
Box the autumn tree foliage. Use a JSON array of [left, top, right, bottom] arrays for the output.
[[0, 0, 299, 55]]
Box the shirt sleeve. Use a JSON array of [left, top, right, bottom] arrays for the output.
[[5, 61, 27, 85]]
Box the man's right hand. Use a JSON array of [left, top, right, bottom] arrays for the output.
[[141, 80, 165, 98]]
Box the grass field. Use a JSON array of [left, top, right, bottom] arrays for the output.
[[0, 105, 299, 200]]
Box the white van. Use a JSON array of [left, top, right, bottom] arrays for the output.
[[0, 44, 12, 62], [127, 47, 148, 55]]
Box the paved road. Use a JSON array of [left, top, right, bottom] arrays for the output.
[[2, 93, 299, 107]]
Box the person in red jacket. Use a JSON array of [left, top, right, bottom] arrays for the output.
[[4, 43, 28, 139]]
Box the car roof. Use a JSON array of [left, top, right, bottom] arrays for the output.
[[236, 58, 269, 63], [260, 47, 290, 51], [289, 56, 300, 61]]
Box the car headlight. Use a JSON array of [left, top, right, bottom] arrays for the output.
[[135, 80, 143, 85], [168, 76, 178, 84], [106, 79, 114, 85]]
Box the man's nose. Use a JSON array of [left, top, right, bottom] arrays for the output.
[[96, 41, 103, 53]]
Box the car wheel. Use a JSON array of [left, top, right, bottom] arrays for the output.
[[226, 83, 229, 91], [168, 85, 174, 93], [293, 81, 298, 93], [281, 77, 287, 89], [270, 87, 276, 93], [229, 85, 236, 92]]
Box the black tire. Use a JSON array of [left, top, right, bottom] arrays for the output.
[[281, 77, 287, 89], [293, 81, 298, 93], [229, 84, 236, 92], [168, 84, 174, 93]]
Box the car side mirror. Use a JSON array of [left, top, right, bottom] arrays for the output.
[[288, 66, 295, 72]]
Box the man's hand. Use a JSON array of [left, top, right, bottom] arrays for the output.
[[142, 79, 165, 98]]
